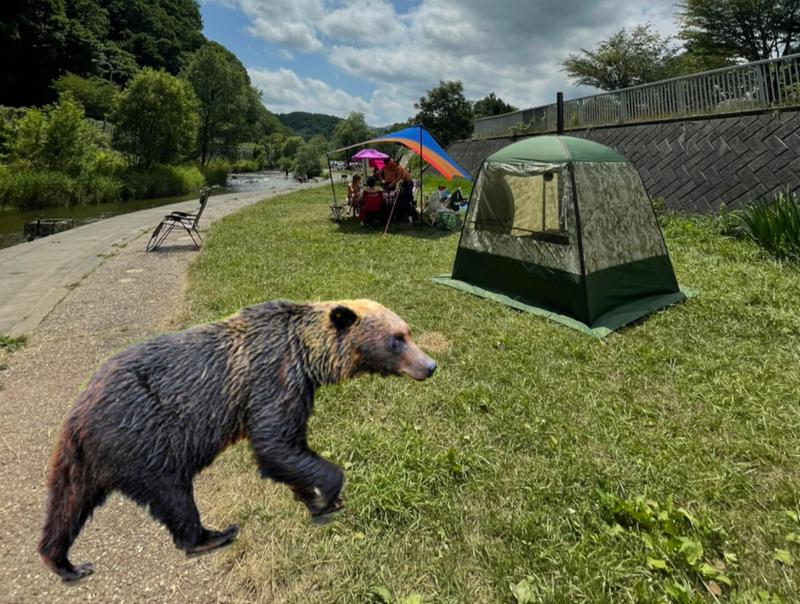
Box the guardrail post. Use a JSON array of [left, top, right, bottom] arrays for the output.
[[556, 92, 564, 134], [675, 80, 685, 116]]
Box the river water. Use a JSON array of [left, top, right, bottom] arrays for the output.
[[0, 171, 298, 250]]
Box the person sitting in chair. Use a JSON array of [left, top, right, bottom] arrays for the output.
[[360, 177, 385, 226], [423, 186, 456, 227], [381, 159, 412, 192], [447, 187, 466, 211], [393, 179, 418, 224], [346, 174, 362, 214]]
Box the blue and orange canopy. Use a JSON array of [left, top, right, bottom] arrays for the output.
[[332, 125, 471, 181]]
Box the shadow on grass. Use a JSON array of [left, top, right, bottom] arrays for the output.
[[334, 217, 456, 240]]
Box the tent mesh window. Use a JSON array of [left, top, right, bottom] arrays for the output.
[[470, 165, 567, 244]]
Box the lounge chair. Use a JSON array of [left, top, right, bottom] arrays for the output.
[[145, 186, 214, 252]]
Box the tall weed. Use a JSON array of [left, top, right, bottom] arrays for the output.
[[732, 192, 800, 260]]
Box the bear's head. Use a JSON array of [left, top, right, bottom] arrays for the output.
[[311, 299, 436, 384]]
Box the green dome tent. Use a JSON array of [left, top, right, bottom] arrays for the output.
[[434, 135, 692, 337]]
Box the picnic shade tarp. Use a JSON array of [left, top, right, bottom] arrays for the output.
[[326, 125, 472, 232], [330, 125, 472, 181]]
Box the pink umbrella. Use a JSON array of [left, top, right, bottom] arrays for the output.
[[352, 148, 389, 160]]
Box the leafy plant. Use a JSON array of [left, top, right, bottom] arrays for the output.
[[731, 192, 800, 260], [598, 491, 735, 600], [0, 336, 26, 352], [509, 576, 535, 603]]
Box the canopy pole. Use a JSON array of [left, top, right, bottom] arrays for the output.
[[325, 152, 337, 206], [419, 124, 424, 231]]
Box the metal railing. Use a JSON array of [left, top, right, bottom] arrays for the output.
[[473, 53, 800, 137]]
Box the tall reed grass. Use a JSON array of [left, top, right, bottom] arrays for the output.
[[0, 164, 207, 209]]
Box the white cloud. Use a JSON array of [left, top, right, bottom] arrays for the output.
[[249, 67, 372, 118], [211, 0, 682, 125]]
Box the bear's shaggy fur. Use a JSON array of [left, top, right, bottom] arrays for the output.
[[39, 299, 436, 581]]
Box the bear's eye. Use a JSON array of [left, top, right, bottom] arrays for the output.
[[390, 334, 406, 352]]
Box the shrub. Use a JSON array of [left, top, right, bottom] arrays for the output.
[[121, 164, 205, 199], [231, 159, 260, 173], [202, 158, 230, 187], [732, 191, 800, 260]]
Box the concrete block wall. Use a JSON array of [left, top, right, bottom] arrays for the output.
[[449, 109, 800, 213]]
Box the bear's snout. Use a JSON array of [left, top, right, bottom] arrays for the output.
[[399, 345, 437, 381]]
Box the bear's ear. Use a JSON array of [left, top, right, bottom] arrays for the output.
[[330, 305, 357, 330]]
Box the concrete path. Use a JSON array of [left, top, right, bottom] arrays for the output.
[[0, 184, 317, 337], [0, 181, 323, 603]]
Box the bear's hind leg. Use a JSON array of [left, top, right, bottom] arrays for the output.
[[40, 475, 107, 582], [146, 483, 238, 555]]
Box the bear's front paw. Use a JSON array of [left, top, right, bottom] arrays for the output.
[[290, 485, 343, 518]]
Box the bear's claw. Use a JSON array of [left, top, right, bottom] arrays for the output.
[[186, 524, 239, 556], [60, 562, 95, 582]]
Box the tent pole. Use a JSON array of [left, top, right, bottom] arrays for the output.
[[325, 152, 337, 206]]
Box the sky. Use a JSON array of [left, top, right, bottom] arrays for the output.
[[199, 0, 680, 126]]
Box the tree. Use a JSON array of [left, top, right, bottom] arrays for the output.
[[413, 80, 473, 147], [183, 42, 250, 167], [0, 0, 102, 106], [42, 92, 99, 174], [264, 131, 287, 168], [101, 0, 205, 75], [333, 112, 371, 159], [293, 135, 325, 179], [678, 0, 800, 62], [9, 93, 99, 174], [562, 25, 681, 90], [52, 73, 119, 120], [473, 93, 518, 119], [113, 68, 198, 168], [281, 136, 304, 161]]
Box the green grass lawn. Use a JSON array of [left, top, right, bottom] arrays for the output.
[[182, 181, 800, 603]]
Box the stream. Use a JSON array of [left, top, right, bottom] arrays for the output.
[[0, 171, 297, 251]]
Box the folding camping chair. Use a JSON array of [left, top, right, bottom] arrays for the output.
[[145, 186, 214, 252], [329, 200, 347, 222]]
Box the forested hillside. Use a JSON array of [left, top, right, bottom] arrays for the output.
[[277, 112, 342, 140], [0, 0, 205, 106]]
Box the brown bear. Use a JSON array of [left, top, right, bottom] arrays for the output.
[[39, 299, 436, 581]]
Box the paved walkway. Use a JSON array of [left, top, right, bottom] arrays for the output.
[[0, 181, 322, 603], [0, 184, 316, 337]]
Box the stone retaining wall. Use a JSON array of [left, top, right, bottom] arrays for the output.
[[449, 109, 800, 213]]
